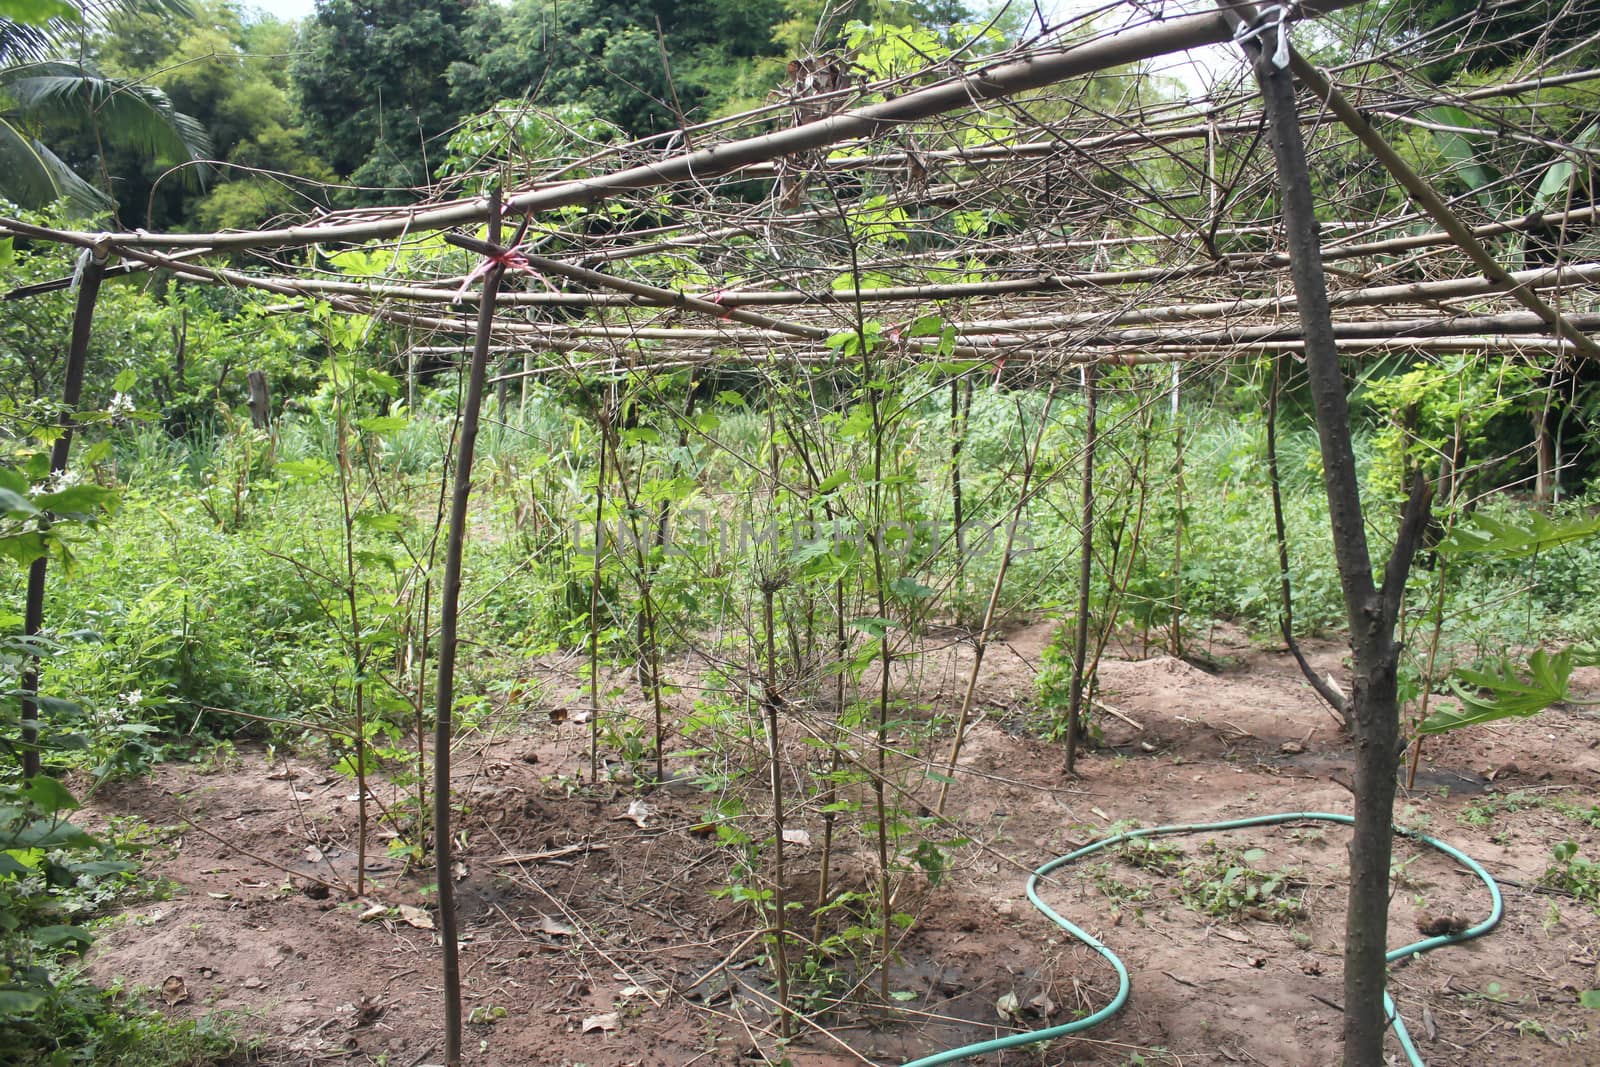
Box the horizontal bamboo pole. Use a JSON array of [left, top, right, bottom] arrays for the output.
[[0, 0, 1363, 254]]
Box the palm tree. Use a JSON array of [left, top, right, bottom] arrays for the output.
[[0, 0, 209, 214]]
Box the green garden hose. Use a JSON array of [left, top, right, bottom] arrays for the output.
[[902, 812, 1503, 1067]]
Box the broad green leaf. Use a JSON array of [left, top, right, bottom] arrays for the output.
[[1580, 989, 1600, 1009], [357, 415, 409, 434], [1427, 106, 1500, 210], [1532, 123, 1598, 215], [0, 488, 39, 517], [19, 775, 78, 814], [354, 511, 403, 533], [30, 925, 91, 951], [34, 483, 116, 517], [1420, 646, 1600, 734], [0, 988, 49, 1015], [1435, 510, 1600, 560]]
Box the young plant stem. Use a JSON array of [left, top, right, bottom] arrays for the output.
[[1064, 364, 1098, 775], [432, 191, 509, 1067], [1267, 353, 1348, 723], [1169, 364, 1185, 657], [1407, 560, 1449, 789], [19, 242, 108, 779], [936, 387, 1056, 815], [588, 400, 610, 783], [331, 355, 370, 897], [813, 569, 848, 947], [604, 413, 668, 783], [759, 582, 793, 1038], [950, 376, 972, 619]]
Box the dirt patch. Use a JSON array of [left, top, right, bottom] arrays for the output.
[[80, 628, 1600, 1065]]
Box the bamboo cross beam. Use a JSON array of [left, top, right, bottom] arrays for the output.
[[1284, 50, 1600, 361], [441, 232, 830, 341], [0, 0, 1364, 255]]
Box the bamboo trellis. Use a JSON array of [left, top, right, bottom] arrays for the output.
[[7, 1, 1600, 1063]]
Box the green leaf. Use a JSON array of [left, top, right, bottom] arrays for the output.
[[1420, 646, 1600, 734], [1435, 510, 1600, 560], [277, 459, 333, 481], [0, 487, 39, 517], [1580, 990, 1600, 1009], [849, 616, 894, 638], [34, 483, 116, 517], [1532, 123, 1598, 215], [111, 368, 138, 392], [354, 511, 404, 533], [19, 775, 78, 814], [357, 415, 409, 434], [1427, 106, 1500, 210], [30, 924, 91, 951], [0, 0, 79, 28], [890, 990, 917, 1001], [0, 988, 49, 1016]]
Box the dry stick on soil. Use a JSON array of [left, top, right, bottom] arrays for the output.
[[1266, 351, 1348, 726], [174, 811, 352, 896], [431, 190, 510, 1067], [935, 384, 1058, 815], [19, 240, 108, 779], [1242, 18, 1436, 1064], [1064, 363, 1098, 776]]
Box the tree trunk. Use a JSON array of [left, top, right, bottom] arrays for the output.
[[246, 370, 271, 430], [1247, 31, 1432, 1066]]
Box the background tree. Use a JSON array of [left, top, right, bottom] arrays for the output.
[[292, 0, 476, 200], [93, 1, 335, 230]]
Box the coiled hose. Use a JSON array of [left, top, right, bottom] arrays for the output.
[[902, 811, 1503, 1067]]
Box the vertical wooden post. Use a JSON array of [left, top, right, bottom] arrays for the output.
[[20, 241, 110, 779], [433, 190, 508, 1067]]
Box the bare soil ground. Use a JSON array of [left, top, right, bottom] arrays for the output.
[[79, 623, 1600, 1066]]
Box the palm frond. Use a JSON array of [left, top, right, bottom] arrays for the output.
[[0, 115, 112, 212], [3, 61, 211, 172], [2, 1, 194, 66]]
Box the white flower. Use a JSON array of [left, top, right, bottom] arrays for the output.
[[120, 689, 143, 708], [108, 392, 135, 417]]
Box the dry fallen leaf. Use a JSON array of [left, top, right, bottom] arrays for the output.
[[160, 975, 189, 1006], [581, 1011, 619, 1034], [618, 799, 651, 828], [303, 845, 324, 863], [995, 991, 1021, 1021], [358, 903, 388, 922], [398, 904, 435, 930], [781, 828, 812, 848], [536, 913, 574, 937]]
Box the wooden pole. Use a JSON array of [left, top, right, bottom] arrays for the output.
[[19, 241, 109, 778], [432, 189, 509, 1067]]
